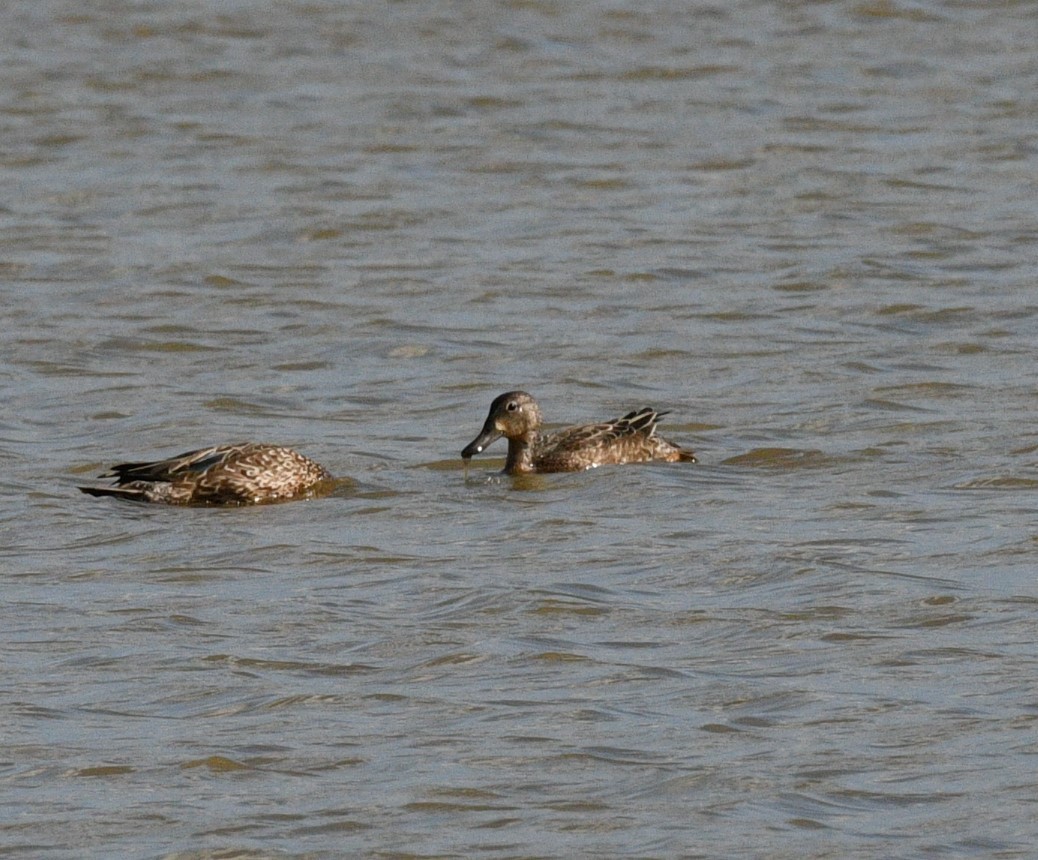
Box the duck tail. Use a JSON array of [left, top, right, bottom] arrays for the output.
[[78, 485, 148, 502]]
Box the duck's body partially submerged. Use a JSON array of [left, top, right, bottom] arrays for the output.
[[461, 391, 696, 475], [79, 442, 333, 505]]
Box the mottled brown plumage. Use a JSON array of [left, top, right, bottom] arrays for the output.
[[78, 442, 333, 505], [461, 391, 696, 475]]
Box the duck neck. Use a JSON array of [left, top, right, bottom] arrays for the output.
[[504, 433, 538, 474]]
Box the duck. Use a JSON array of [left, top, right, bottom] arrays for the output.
[[78, 442, 333, 505], [461, 391, 696, 475]]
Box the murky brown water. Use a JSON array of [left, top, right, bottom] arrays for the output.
[[3, 1, 1038, 857]]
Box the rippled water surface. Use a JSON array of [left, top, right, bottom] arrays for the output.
[[4, 1, 1038, 857]]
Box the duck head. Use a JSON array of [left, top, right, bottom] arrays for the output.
[[461, 391, 543, 459]]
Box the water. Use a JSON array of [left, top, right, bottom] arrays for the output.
[[3, 0, 1038, 857]]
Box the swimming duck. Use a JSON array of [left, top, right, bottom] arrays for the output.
[[461, 391, 696, 474], [78, 442, 333, 505]]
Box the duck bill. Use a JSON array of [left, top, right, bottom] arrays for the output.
[[461, 422, 502, 459]]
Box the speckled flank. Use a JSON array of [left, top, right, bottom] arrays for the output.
[[461, 391, 696, 475], [79, 442, 333, 505]]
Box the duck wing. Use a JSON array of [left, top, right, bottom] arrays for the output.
[[102, 443, 255, 485], [540, 408, 664, 453]]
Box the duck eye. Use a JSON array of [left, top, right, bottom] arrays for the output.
[[506, 401, 519, 412]]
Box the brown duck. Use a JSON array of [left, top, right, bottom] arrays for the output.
[[461, 391, 696, 475], [78, 442, 333, 505]]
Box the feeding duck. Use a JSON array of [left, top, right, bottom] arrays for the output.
[[78, 442, 333, 505], [461, 391, 696, 475]]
